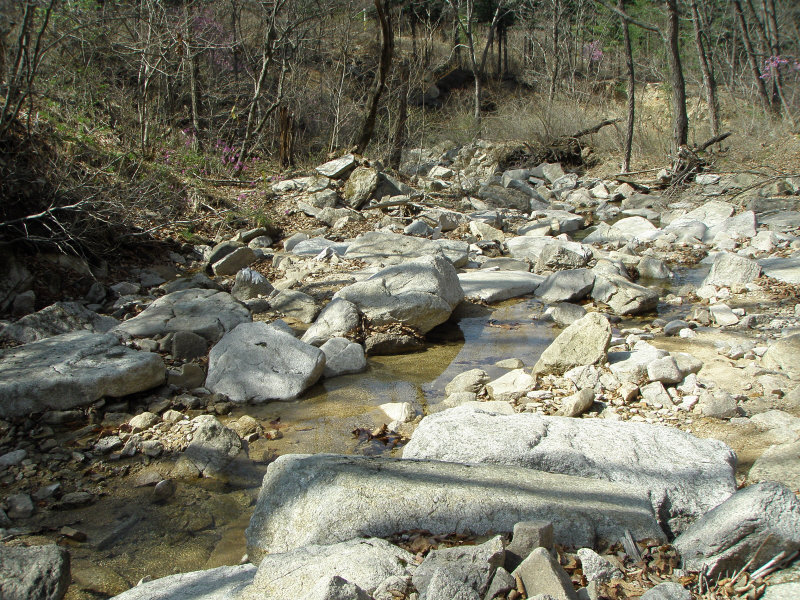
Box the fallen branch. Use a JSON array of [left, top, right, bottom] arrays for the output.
[[696, 131, 732, 152], [570, 117, 622, 139]]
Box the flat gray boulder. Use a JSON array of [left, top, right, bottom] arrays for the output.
[[205, 322, 325, 402], [674, 482, 800, 577], [703, 252, 762, 287], [0, 331, 165, 418], [533, 312, 611, 376], [458, 271, 543, 303], [245, 453, 664, 561], [345, 232, 469, 267], [301, 298, 362, 346], [110, 564, 256, 600], [0, 301, 119, 344], [403, 405, 737, 535], [241, 538, 412, 600], [0, 544, 70, 600], [535, 269, 595, 304], [116, 289, 251, 343], [334, 254, 463, 333]]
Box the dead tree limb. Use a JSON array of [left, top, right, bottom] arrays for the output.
[[570, 118, 622, 139], [696, 131, 732, 152]]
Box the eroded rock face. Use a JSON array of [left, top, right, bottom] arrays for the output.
[[0, 331, 165, 418], [245, 453, 664, 562], [240, 538, 413, 600], [116, 288, 251, 343], [403, 406, 738, 535], [205, 322, 325, 402], [334, 254, 463, 334], [674, 482, 800, 578]]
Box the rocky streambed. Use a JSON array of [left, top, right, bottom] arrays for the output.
[[2, 143, 800, 599]]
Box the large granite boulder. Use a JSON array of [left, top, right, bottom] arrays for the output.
[[245, 454, 664, 562], [674, 482, 800, 577], [110, 564, 256, 600], [403, 406, 738, 535], [205, 322, 325, 402], [535, 269, 595, 304], [0, 544, 70, 600], [241, 538, 413, 600], [0, 331, 165, 418], [334, 254, 463, 334], [458, 271, 543, 303], [761, 334, 800, 378], [533, 312, 611, 376], [344, 232, 469, 267], [0, 301, 119, 344], [116, 289, 251, 343]]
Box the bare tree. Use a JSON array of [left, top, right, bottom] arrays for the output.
[[689, 0, 720, 137], [618, 0, 634, 172]]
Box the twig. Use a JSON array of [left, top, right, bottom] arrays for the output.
[[751, 550, 798, 580], [195, 176, 263, 187]]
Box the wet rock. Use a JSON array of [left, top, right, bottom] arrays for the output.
[[533, 312, 611, 376], [546, 302, 587, 327], [245, 453, 664, 560], [0, 449, 26, 467], [761, 334, 800, 378], [241, 538, 412, 599], [703, 253, 762, 287], [0, 544, 70, 600], [174, 415, 245, 480], [0, 331, 165, 418], [320, 337, 366, 378], [152, 479, 176, 502], [535, 269, 595, 304], [206, 322, 325, 402], [513, 547, 578, 600], [7, 492, 34, 518], [117, 289, 250, 343], [404, 406, 737, 535], [0, 302, 119, 344], [232, 268, 274, 301], [109, 564, 255, 600], [674, 482, 800, 578], [334, 254, 463, 334], [458, 271, 543, 303], [364, 332, 424, 355], [638, 256, 672, 280], [269, 289, 320, 323], [301, 298, 362, 346], [413, 536, 504, 598], [664, 320, 690, 336]]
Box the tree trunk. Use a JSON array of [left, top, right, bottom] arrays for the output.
[[387, 62, 408, 170], [183, 0, 201, 150], [619, 0, 634, 173], [665, 0, 688, 148], [689, 0, 720, 137], [732, 0, 773, 113], [278, 105, 294, 168], [353, 0, 393, 154]]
